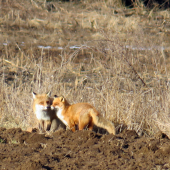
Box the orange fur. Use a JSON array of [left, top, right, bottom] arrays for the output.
[[52, 96, 115, 134], [32, 92, 65, 132]]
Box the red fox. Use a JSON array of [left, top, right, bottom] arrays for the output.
[[51, 96, 115, 134], [32, 92, 65, 132]]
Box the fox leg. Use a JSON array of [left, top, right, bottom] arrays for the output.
[[45, 120, 51, 131], [69, 123, 76, 132], [79, 114, 91, 130], [79, 122, 87, 130], [38, 120, 45, 133], [68, 119, 76, 132], [50, 118, 59, 132], [79, 120, 93, 130], [70, 126, 76, 132], [88, 119, 94, 131], [50, 118, 66, 132]]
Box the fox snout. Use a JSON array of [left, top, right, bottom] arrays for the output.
[[44, 103, 51, 110], [51, 105, 58, 111], [42, 106, 50, 110], [47, 106, 51, 109]]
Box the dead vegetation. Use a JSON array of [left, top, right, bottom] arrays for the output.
[[0, 0, 170, 137]]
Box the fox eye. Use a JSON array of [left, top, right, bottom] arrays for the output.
[[46, 101, 50, 104], [39, 102, 44, 105]]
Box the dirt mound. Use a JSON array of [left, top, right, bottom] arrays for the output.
[[0, 127, 170, 170]]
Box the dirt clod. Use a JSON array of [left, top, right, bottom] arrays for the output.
[[0, 128, 170, 169]]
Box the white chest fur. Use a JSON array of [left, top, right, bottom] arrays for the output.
[[57, 108, 69, 127], [35, 104, 51, 120]]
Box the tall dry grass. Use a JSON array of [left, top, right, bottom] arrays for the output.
[[0, 0, 170, 137], [0, 35, 170, 138]]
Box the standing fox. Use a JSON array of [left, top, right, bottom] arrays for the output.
[[51, 95, 115, 135], [32, 92, 65, 132]]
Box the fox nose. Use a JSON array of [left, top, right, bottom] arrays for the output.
[[47, 106, 51, 109]]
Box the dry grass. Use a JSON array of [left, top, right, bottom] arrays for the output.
[[0, 0, 170, 137]]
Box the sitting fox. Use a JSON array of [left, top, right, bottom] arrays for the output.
[[51, 95, 115, 134], [32, 92, 65, 132]]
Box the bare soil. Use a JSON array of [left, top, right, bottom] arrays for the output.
[[1, 1, 170, 169], [0, 127, 170, 170]]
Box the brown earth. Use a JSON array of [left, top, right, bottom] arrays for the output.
[[1, 1, 170, 170], [0, 127, 170, 170]]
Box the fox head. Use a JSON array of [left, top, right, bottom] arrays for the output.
[[32, 91, 52, 111], [51, 95, 68, 110]]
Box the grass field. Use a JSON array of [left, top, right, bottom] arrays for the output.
[[0, 0, 170, 137]]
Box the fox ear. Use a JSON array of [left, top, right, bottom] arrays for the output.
[[32, 92, 37, 99], [46, 91, 51, 97], [59, 96, 65, 102]]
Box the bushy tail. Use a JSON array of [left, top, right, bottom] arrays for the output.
[[90, 109, 115, 135]]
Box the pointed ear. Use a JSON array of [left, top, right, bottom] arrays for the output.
[[59, 96, 65, 102], [32, 92, 37, 99], [47, 91, 51, 97]]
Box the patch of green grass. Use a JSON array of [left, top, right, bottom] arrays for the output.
[[0, 138, 6, 143]]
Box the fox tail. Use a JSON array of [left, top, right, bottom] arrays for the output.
[[90, 109, 115, 135]]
